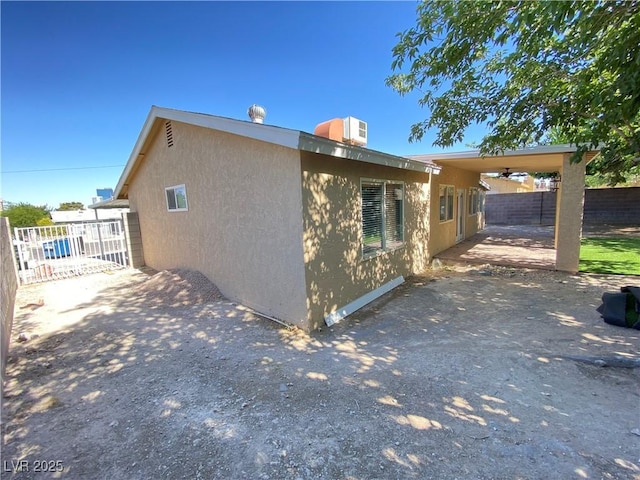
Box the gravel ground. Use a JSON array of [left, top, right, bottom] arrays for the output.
[[1, 266, 639, 479]]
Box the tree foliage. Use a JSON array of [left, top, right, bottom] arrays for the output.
[[1, 202, 51, 228], [538, 126, 640, 186], [387, 1, 640, 183], [57, 202, 85, 211]]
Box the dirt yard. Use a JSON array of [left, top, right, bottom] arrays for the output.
[[2, 266, 639, 479]]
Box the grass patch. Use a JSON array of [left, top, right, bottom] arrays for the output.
[[580, 237, 640, 275]]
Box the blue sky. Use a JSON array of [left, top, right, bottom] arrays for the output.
[[1, 1, 485, 208]]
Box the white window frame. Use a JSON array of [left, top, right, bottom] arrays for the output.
[[469, 187, 479, 215], [360, 178, 405, 258], [439, 184, 455, 222], [165, 184, 188, 212]]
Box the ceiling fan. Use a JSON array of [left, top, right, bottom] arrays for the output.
[[500, 168, 513, 178], [496, 168, 528, 178]]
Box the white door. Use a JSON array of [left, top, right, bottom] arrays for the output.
[[456, 189, 465, 243]]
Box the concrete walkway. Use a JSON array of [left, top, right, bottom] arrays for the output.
[[435, 225, 557, 270]]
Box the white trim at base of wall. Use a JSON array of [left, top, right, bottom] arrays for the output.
[[324, 276, 405, 327]]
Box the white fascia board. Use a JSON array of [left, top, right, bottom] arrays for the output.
[[325, 276, 405, 327], [299, 133, 439, 174], [407, 143, 602, 162], [114, 107, 160, 198]]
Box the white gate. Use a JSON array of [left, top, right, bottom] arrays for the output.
[[13, 221, 128, 285]]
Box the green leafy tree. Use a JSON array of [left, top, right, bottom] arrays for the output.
[[1, 202, 51, 228], [36, 217, 55, 227], [539, 126, 640, 186], [387, 1, 640, 183], [57, 202, 84, 211]]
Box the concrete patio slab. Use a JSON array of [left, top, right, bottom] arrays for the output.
[[434, 225, 557, 270]]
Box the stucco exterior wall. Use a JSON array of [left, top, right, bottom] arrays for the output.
[[300, 152, 432, 330], [430, 166, 484, 257], [127, 121, 308, 326]]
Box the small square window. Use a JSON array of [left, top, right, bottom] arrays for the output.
[[165, 184, 188, 212]]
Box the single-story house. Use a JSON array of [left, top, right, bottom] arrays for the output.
[[112, 106, 488, 331], [113, 106, 595, 330]]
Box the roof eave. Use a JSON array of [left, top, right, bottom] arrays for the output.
[[298, 132, 440, 174], [88, 198, 130, 209], [408, 143, 602, 163]]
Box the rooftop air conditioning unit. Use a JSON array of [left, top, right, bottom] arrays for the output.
[[343, 116, 367, 146]]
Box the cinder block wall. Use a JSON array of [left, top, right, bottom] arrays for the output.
[[583, 187, 640, 224], [123, 212, 145, 268], [486, 187, 640, 225], [486, 192, 556, 225], [1, 217, 19, 388]]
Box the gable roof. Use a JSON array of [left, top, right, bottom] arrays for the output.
[[114, 106, 440, 199]]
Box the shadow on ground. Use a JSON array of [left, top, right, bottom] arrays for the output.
[[2, 268, 639, 479]]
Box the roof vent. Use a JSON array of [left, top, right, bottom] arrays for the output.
[[248, 104, 266, 124], [165, 121, 174, 147]]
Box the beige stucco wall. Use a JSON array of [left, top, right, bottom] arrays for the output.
[[430, 165, 484, 257], [127, 121, 308, 326], [300, 152, 432, 330]]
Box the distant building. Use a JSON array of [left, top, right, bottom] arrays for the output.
[[51, 208, 129, 223], [92, 188, 114, 205], [481, 174, 534, 194]]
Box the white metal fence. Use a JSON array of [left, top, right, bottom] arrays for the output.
[[13, 221, 128, 285]]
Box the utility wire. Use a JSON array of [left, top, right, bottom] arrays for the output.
[[1, 165, 124, 174]]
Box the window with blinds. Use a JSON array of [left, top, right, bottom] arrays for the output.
[[361, 180, 404, 257]]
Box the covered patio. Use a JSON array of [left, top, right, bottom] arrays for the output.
[[410, 144, 599, 272], [434, 225, 556, 270]]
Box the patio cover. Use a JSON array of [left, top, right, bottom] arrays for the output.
[[409, 145, 600, 273]]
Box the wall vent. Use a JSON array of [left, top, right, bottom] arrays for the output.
[[165, 121, 174, 148]]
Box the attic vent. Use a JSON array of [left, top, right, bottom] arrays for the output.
[[165, 121, 174, 148]]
